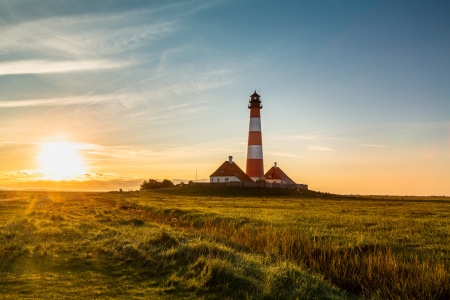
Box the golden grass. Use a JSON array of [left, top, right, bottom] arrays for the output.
[[0, 190, 346, 299], [105, 187, 450, 299], [1, 187, 449, 299]]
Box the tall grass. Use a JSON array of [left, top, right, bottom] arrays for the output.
[[109, 187, 450, 299], [201, 223, 448, 299], [2, 188, 449, 299], [0, 191, 346, 299]]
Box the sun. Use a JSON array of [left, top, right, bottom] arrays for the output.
[[39, 142, 86, 180]]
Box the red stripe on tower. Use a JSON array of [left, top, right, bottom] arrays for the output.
[[246, 91, 264, 181]]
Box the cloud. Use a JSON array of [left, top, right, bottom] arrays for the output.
[[267, 152, 299, 158], [0, 170, 45, 182], [291, 135, 317, 140], [83, 140, 245, 163], [0, 59, 129, 76], [308, 146, 334, 152], [360, 144, 388, 147], [0, 3, 241, 112], [0, 168, 141, 183], [0, 93, 134, 107], [0, 177, 143, 191], [2, 141, 39, 145], [0, 9, 177, 58], [287, 135, 350, 141], [126, 100, 207, 118]]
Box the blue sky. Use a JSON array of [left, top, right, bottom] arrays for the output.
[[0, 0, 449, 194]]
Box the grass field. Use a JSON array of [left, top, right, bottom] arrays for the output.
[[0, 187, 449, 299]]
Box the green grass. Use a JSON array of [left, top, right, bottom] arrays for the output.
[[110, 187, 450, 299], [1, 187, 449, 299], [0, 190, 345, 299]]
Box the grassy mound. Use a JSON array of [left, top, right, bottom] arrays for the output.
[[151, 185, 328, 198]]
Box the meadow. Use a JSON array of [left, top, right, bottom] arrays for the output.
[[0, 187, 449, 299]]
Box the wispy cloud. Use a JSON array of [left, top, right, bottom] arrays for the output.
[[0, 9, 177, 58], [291, 135, 317, 140], [266, 151, 299, 158], [0, 59, 129, 76], [2, 141, 39, 145], [0, 170, 46, 182], [126, 100, 207, 118], [0, 2, 242, 114], [0, 93, 136, 107], [82, 139, 247, 163], [308, 146, 334, 152], [360, 144, 388, 147], [0, 169, 144, 191], [287, 135, 350, 141]]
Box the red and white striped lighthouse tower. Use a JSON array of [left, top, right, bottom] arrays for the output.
[[246, 91, 265, 181]]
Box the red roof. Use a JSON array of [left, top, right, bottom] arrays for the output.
[[210, 161, 253, 182], [264, 166, 296, 184]]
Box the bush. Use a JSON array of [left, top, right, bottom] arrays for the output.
[[140, 179, 174, 190], [161, 179, 174, 188]]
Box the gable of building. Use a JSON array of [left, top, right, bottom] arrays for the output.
[[210, 161, 253, 182], [264, 166, 296, 184]]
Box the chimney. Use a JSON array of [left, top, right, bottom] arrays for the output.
[[274, 162, 277, 169], [229, 156, 233, 164]]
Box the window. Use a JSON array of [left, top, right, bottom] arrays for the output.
[[217, 178, 220, 182], [225, 178, 229, 182]]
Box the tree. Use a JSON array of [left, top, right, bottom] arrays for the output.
[[140, 179, 159, 190], [140, 179, 174, 190], [161, 179, 174, 188]]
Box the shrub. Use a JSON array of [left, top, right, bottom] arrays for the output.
[[140, 179, 174, 190]]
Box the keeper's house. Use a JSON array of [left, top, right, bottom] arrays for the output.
[[264, 162, 296, 184], [210, 156, 253, 183]]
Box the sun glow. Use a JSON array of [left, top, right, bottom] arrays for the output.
[[39, 142, 86, 180]]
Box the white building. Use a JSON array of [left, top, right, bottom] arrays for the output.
[[264, 162, 296, 184], [210, 156, 253, 183]]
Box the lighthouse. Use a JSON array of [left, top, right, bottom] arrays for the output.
[[246, 91, 265, 181]]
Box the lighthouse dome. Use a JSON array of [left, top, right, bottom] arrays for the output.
[[249, 91, 262, 108]]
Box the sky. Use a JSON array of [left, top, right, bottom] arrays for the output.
[[0, 0, 449, 195]]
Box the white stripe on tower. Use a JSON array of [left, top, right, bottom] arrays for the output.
[[249, 118, 261, 131], [247, 145, 263, 159], [246, 91, 264, 181]]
